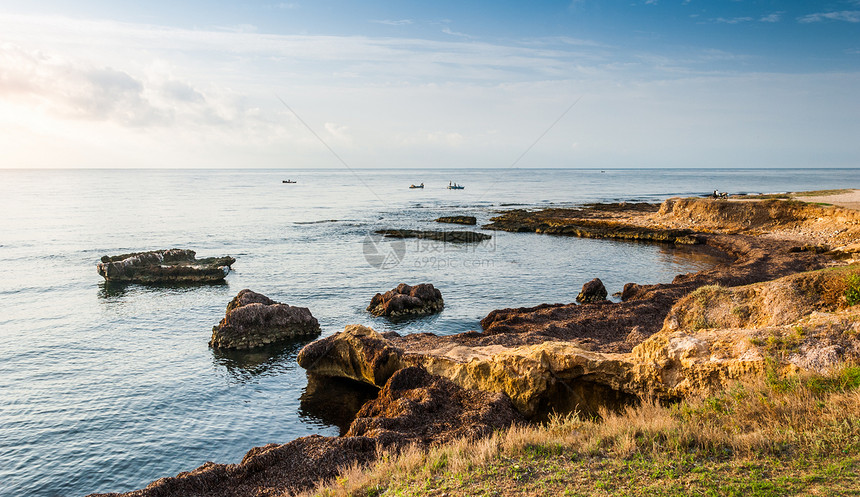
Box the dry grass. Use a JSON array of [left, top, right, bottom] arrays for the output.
[[669, 265, 860, 334], [299, 364, 860, 497]]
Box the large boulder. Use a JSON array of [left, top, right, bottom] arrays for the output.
[[97, 249, 235, 284], [367, 283, 444, 318], [210, 289, 320, 349], [576, 278, 608, 303], [296, 325, 405, 385]]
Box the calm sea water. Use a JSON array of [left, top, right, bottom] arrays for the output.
[[1, 168, 858, 497]]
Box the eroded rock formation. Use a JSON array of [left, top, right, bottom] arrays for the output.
[[367, 283, 444, 318], [210, 289, 320, 349], [97, 249, 235, 284]]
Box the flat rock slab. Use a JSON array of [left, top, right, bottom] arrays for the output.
[[97, 249, 235, 284], [210, 289, 320, 349], [435, 215, 477, 225], [375, 229, 490, 243]]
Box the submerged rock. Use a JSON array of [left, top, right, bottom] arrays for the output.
[[367, 283, 444, 318], [375, 229, 490, 243], [435, 215, 477, 225], [210, 289, 320, 349], [576, 278, 608, 304], [97, 249, 235, 284]]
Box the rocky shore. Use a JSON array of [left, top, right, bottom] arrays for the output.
[[92, 197, 860, 497]]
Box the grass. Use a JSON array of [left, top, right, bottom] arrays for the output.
[[302, 364, 860, 497], [846, 274, 860, 307]]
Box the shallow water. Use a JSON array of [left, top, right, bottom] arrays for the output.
[[1, 168, 857, 496]]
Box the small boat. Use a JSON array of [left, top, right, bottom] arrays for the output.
[[282, 180, 297, 184], [409, 183, 424, 189], [447, 182, 465, 190]]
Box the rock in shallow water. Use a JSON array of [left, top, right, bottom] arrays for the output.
[[367, 283, 444, 318], [210, 289, 320, 349], [97, 249, 235, 284], [435, 215, 477, 225], [576, 277, 608, 303]]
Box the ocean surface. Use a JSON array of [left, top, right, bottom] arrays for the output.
[[1, 167, 858, 497]]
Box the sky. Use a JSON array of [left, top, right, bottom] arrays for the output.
[[0, 0, 858, 168]]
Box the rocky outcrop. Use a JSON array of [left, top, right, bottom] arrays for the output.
[[367, 283, 444, 318], [90, 367, 521, 497], [375, 229, 491, 243], [435, 215, 477, 225], [576, 278, 608, 303], [97, 249, 235, 284], [346, 367, 523, 446], [209, 289, 320, 349], [296, 325, 405, 385], [484, 208, 700, 245]]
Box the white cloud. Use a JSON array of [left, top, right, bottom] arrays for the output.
[[713, 17, 754, 24], [442, 27, 472, 39], [798, 11, 860, 23], [0, 13, 858, 168], [760, 12, 783, 23], [371, 19, 414, 26]]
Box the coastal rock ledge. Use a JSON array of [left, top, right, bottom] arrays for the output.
[[97, 249, 235, 284], [367, 283, 444, 318], [209, 289, 320, 349]]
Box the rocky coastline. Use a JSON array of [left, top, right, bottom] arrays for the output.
[[90, 197, 860, 497]]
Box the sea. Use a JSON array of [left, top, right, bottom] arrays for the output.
[[1, 167, 858, 497]]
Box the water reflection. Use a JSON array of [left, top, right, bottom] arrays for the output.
[[655, 243, 731, 268], [211, 339, 307, 384], [98, 281, 130, 299], [372, 311, 445, 331], [298, 373, 379, 435], [97, 280, 229, 300]]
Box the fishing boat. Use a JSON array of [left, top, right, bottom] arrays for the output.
[[447, 182, 464, 190], [282, 180, 297, 184], [409, 183, 424, 189]]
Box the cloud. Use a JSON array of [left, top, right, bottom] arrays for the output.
[[713, 17, 754, 24], [0, 42, 224, 128], [324, 122, 352, 143], [798, 11, 860, 23], [442, 27, 472, 39], [371, 19, 414, 26], [760, 12, 783, 23], [0, 13, 858, 168]]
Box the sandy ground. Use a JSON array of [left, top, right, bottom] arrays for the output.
[[794, 189, 860, 211]]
